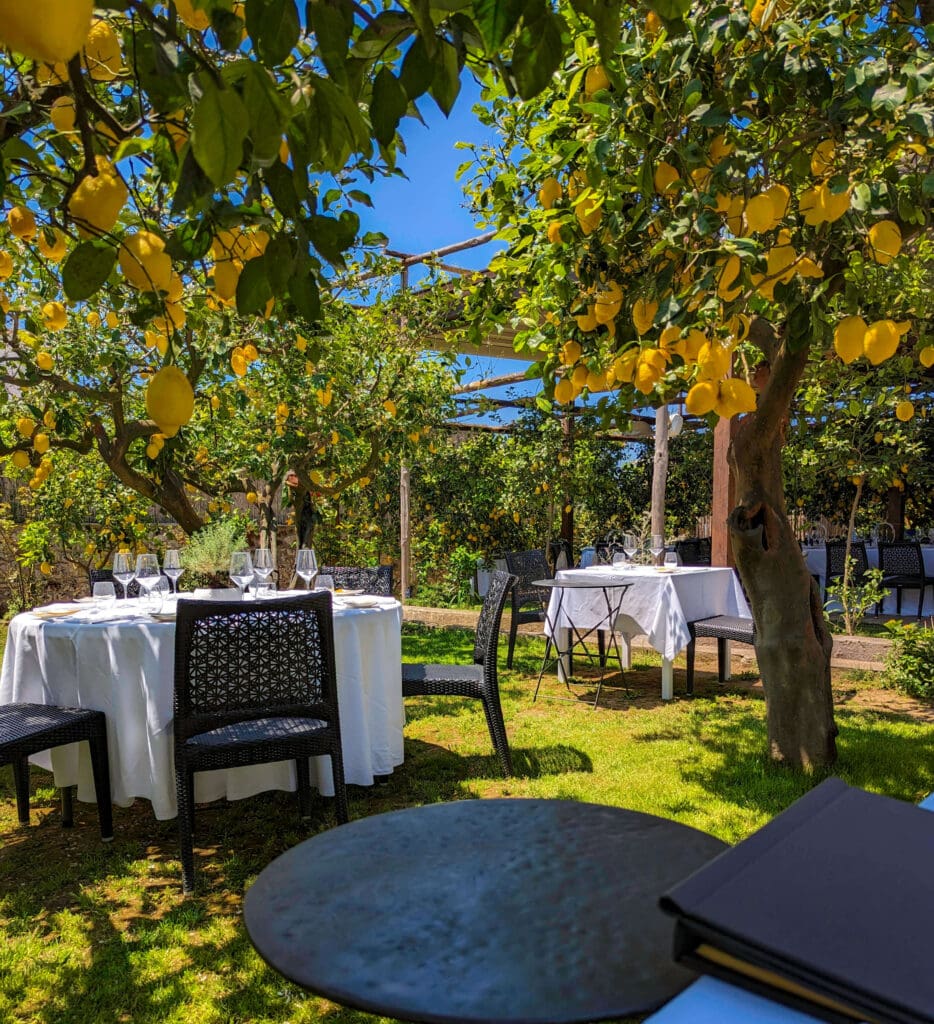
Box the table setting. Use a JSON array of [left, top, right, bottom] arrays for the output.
[[0, 545, 405, 819]]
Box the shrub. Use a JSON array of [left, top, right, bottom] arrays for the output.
[[881, 620, 934, 699], [181, 515, 248, 588], [824, 561, 889, 635]]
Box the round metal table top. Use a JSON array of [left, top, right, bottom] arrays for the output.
[[531, 577, 629, 590], [244, 798, 728, 1024]]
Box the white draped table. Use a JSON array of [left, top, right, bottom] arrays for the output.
[[0, 595, 404, 819], [545, 566, 752, 700], [803, 544, 934, 616]]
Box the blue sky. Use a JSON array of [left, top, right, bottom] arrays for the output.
[[354, 77, 537, 421]]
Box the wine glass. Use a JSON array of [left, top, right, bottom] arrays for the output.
[[623, 533, 638, 564], [651, 534, 665, 566], [253, 547, 274, 585], [229, 550, 254, 599], [113, 551, 135, 601], [163, 548, 183, 595], [296, 548, 318, 590], [134, 553, 160, 600]]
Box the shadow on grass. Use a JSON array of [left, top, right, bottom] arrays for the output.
[[400, 737, 592, 782]]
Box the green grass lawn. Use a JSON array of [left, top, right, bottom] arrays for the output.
[[1, 624, 932, 1024]]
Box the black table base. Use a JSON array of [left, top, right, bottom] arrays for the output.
[[245, 798, 728, 1024]]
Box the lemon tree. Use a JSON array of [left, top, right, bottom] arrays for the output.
[[459, 0, 933, 767]]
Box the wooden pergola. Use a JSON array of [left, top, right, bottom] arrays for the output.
[[369, 232, 732, 596]]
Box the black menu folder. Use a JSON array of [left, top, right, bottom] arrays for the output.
[[659, 778, 934, 1024]]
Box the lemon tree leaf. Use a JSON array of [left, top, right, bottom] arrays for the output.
[[245, 0, 300, 66], [370, 69, 408, 148], [62, 243, 116, 302], [191, 82, 249, 187], [235, 256, 273, 315]]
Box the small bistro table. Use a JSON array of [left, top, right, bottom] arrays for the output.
[[244, 798, 728, 1024], [545, 566, 752, 700]]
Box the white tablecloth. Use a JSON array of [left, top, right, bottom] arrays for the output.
[[0, 596, 404, 819], [546, 566, 751, 662], [804, 545, 934, 616]]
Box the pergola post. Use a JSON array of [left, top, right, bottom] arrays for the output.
[[711, 415, 738, 567], [650, 406, 670, 554], [400, 461, 411, 598], [560, 414, 574, 557]]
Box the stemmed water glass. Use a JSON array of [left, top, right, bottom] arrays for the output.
[[113, 552, 135, 601], [296, 548, 318, 590], [651, 534, 665, 566], [229, 551, 254, 599], [135, 553, 160, 607], [163, 548, 183, 595], [253, 548, 274, 587], [623, 533, 638, 565]]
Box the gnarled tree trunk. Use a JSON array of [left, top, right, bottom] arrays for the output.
[[727, 325, 837, 770]]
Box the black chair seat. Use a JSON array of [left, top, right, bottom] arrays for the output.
[[186, 716, 330, 749], [685, 616, 757, 696], [881, 574, 925, 588], [401, 570, 517, 776], [402, 662, 483, 696], [690, 615, 756, 643], [0, 703, 112, 837]]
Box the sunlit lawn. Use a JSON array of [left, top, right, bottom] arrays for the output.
[[1, 624, 932, 1024]]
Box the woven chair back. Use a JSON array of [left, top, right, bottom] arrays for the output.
[[504, 549, 551, 605], [826, 540, 869, 579], [173, 593, 338, 744], [675, 538, 712, 566], [474, 570, 517, 667], [878, 541, 923, 577], [321, 565, 392, 595], [89, 567, 141, 599]]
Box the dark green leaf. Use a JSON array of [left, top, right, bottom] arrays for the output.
[[289, 269, 321, 322], [308, 0, 349, 80], [236, 256, 273, 315], [191, 80, 249, 186], [212, 8, 246, 50], [242, 62, 288, 162], [370, 69, 408, 147], [246, 0, 300, 66], [172, 148, 215, 214], [264, 159, 301, 216], [165, 218, 214, 261], [265, 235, 295, 294], [62, 242, 116, 302], [646, 0, 691, 18], [511, 6, 566, 101], [400, 35, 434, 100], [473, 0, 525, 50], [429, 39, 462, 115]]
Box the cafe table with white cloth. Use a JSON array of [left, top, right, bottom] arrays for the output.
[[803, 543, 934, 616], [545, 565, 752, 700], [0, 592, 404, 820]]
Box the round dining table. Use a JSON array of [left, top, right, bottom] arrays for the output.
[[0, 592, 404, 819], [245, 798, 728, 1024]]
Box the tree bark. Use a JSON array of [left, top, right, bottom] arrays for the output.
[[727, 327, 837, 770]]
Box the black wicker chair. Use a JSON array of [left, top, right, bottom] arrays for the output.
[[675, 538, 712, 566], [0, 703, 112, 838], [685, 616, 756, 696], [503, 549, 551, 669], [824, 540, 869, 605], [89, 567, 142, 599], [173, 592, 348, 892], [878, 542, 932, 617], [402, 570, 517, 776], [320, 565, 392, 596]]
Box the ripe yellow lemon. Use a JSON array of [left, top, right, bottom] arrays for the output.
[[33, 432, 50, 454], [16, 416, 35, 437], [37, 226, 68, 262], [0, 250, 12, 279], [654, 161, 680, 195], [716, 378, 757, 419], [213, 259, 241, 301], [810, 139, 836, 177], [833, 315, 867, 364], [547, 221, 565, 245], [709, 135, 733, 163], [697, 341, 731, 381], [246, 491, 258, 504], [119, 231, 172, 292], [554, 377, 575, 404], [36, 351, 54, 371], [744, 193, 779, 233], [575, 306, 598, 332], [50, 95, 76, 133], [584, 65, 610, 97], [538, 177, 562, 210], [575, 198, 602, 235], [895, 400, 914, 422], [764, 183, 790, 219], [0, 0, 93, 63], [175, 0, 211, 30], [41, 301, 67, 331], [8, 205, 36, 240], [685, 380, 718, 416], [11, 449, 30, 469], [145, 366, 194, 438], [632, 297, 658, 335], [645, 10, 662, 37], [868, 220, 901, 265], [83, 19, 121, 81], [717, 255, 742, 301], [105, 310, 119, 329], [560, 339, 582, 366], [919, 345, 934, 368], [820, 183, 850, 223], [68, 157, 127, 237], [863, 320, 900, 365]]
